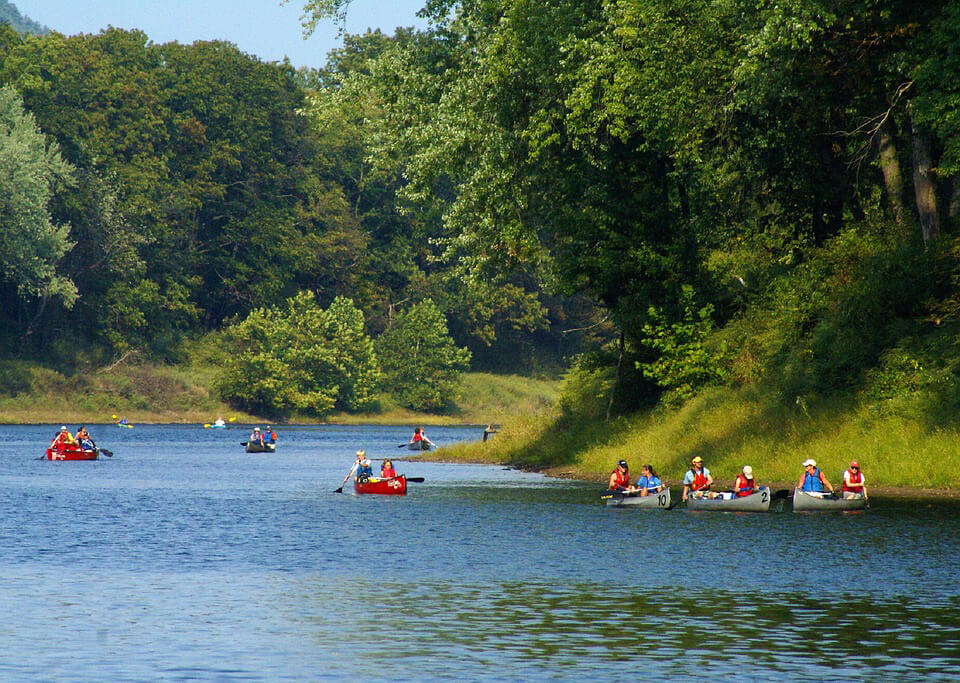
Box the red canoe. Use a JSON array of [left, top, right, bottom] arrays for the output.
[[354, 475, 407, 495], [46, 444, 98, 461]]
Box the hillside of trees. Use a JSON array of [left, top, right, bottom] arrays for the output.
[[0, 0, 47, 36], [3, 0, 960, 423]]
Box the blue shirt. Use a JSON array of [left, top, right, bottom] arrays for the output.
[[634, 475, 662, 491]]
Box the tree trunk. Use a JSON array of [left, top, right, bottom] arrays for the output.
[[950, 176, 960, 220], [605, 331, 624, 422], [877, 120, 906, 225], [910, 119, 940, 245]]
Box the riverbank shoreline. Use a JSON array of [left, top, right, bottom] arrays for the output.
[[416, 451, 960, 499]]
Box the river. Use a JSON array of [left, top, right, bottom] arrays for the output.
[[1, 423, 958, 681]]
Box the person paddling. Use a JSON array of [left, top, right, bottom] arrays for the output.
[[354, 450, 373, 482], [682, 456, 713, 501], [75, 425, 95, 450], [608, 459, 630, 491], [841, 460, 868, 500], [797, 458, 834, 495], [630, 464, 662, 496], [50, 425, 75, 450], [733, 465, 758, 498]]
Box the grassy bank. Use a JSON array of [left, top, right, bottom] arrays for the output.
[[0, 360, 559, 426], [435, 386, 960, 492]]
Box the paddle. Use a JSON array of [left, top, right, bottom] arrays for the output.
[[98, 448, 113, 457], [405, 477, 425, 483], [397, 442, 411, 448], [334, 463, 359, 493], [240, 441, 248, 446]]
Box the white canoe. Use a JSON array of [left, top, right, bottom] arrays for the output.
[[603, 488, 672, 509], [792, 488, 867, 511], [686, 486, 772, 512]]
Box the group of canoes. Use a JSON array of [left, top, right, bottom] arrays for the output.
[[604, 455, 869, 512]]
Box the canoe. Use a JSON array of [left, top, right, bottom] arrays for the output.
[[792, 488, 867, 512], [407, 441, 433, 451], [354, 475, 407, 495], [46, 445, 98, 461], [245, 442, 276, 453], [602, 488, 672, 509], [686, 486, 772, 512]]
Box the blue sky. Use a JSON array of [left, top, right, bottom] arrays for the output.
[[13, 0, 428, 69]]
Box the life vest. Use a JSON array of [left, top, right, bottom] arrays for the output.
[[689, 468, 710, 491], [842, 469, 864, 493], [412, 433, 423, 442], [381, 467, 397, 478], [735, 474, 755, 497], [802, 468, 824, 492], [610, 469, 630, 490]]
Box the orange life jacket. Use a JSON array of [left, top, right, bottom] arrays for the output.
[[735, 474, 755, 497], [690, 469, 710, 491]]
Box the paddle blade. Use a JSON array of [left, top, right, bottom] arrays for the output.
[[229, 417, 236, 422], [397, 443, 409, 448], [111, 414, 117, 419], [334, 486, 343, 493], [99, 449, 113, 457], [405, 477, 425, 483], [240, 441, 248, 446]]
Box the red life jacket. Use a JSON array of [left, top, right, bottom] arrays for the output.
[[735, 474, 755, 497], [690, 468, 709, 491], [842, 469, 864, 493], [381, 467, 397, 478], [610, 469, 630, 490]]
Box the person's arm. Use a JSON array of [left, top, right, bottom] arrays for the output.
[[820, 472, 834, 493], [705, 472, 714, 488], [608, 472, 618, 490], [797, 475, 805, 490]]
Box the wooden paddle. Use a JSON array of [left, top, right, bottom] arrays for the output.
[[334, 463, 358, 493]]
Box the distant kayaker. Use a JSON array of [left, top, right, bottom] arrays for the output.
[[354, 449, 373, 482], [630, 464, 662, 496], [381, 459, 397, 478], [214, 416, 226, 427], [682, 456, 714, 501], [50, 425, 76, 449], [841, 460, 868, 500], [733, 465, 758, 497], [608, 459, 630, 491], [117, 416, 129, 426], [797, 458, 834, 494]]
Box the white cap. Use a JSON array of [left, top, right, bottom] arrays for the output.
[[61, 425, 67, 430], [742, 465, 753, 478], [802, 458, 816, 467]]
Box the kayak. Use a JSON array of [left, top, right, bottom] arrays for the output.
[[603, 488, 672, 509], [245, 442, 276, 453], [355, 475, 407, 495], [792, 488, 867, 511], [407, 441, 433, 451], [46, 445, 98, 461], [686, 487, 772, 512], [117, 423, 133, 429], [206, 423, 227, 429]]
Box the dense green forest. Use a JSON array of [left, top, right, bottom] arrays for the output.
[[3, 0, 960, 427]]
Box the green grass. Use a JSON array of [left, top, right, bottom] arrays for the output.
[[438, 385, 960, 491], [0, 360, 559, 426]]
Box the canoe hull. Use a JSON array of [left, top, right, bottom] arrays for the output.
[[604, 488, 671, 509], [792, 489, 866, 511], [686, 487, 772, 512], [245, 442, 276, 453], [46, 447, 98, 461], [354, 475, 407, 495], [407, 441, 432, 451]]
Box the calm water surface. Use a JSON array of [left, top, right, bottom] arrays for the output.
[[1, 424, 958, 681]]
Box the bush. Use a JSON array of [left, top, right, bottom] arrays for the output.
[[377, 299, 471, 412], [216, 292, 379, 418]]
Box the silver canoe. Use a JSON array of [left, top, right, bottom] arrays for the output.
[[407, 441, 433, 451], [686, 486, 772, 512], [603, 488, 672, 509], [792, 488, 867, 511]]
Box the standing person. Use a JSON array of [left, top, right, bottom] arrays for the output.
[[381, 459, 397, 478], [733, 465, 758, 497], [632, 464, 663, 496], [682, 456, 714, 501], [842, 460, 868, 500], [797, 459, 834, 494], [608, 459, 630, 491]]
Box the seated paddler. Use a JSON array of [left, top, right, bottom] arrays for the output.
[[797, 458, 834, 495], [354, 449, 373, 482], [608, 459, 630, 491]]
